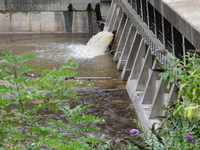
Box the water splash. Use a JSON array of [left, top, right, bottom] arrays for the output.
[[77, 31, 114, 59], [84, 31, 114, 58], [0, 32, 114, 62], [27, 31, 114, 60]]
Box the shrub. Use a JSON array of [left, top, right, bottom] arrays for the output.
[[159, 51, 200, 119], [128, 51, 200, 149], [0, 49, 104, 149]]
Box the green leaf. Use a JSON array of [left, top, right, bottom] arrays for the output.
[[60, 59, 78, 69], [179, 83, 187, 93], [54, 70, 77, 78], [159, 72, 169, 82], [173, 105, 183, 116], [47, 119, 69, 130], [70, 126, 99, 134], [12, 76, 26, 83], [17, 64, 41, 76], [184, 105, 199, 120], [17, 54, 36, 65]]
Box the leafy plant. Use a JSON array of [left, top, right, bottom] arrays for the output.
[[0, 49, 104, 149], [127, 51, 200, 150], [159, 52, 200, 119], [129, 112, 200, 150]]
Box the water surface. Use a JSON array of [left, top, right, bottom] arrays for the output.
[[0, 34, 121, 77], [0, 33, 138, 140]]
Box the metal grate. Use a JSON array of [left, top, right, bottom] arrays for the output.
[[173, 27, 183, 59], [142, 0, 148, 25], [132, 0, 136, 9], [148, 3, 155, 33], [136, 0, 142, 18], [166, 40, 173, 53], [155, 9, 163, 43], [158, 30, 163, 43]]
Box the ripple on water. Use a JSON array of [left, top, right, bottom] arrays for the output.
[[0, 34, 138, 140]]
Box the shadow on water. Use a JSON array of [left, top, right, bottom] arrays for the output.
[[0, 33, 138, 140]]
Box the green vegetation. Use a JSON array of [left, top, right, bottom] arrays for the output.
[[0, 49, 104, 149], [128, 52, 200, 149], [0, 49, 199, 149], [159, 52, 200, 119]]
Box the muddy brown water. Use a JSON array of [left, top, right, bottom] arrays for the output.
[[0, 33, 138, 140]]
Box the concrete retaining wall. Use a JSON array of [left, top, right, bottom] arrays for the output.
[[0, 0, 100, 11], [100, 0, 111, 20], [0, 11, 98, 33], [105, 0, 179, 127]]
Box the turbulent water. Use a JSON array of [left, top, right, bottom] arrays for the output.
[[82, 31, 114, 58], [65, 31, 114, 59], [0, 32, 120, 77], [0, 33, 138, 139]]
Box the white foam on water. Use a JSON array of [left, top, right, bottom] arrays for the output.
[[69, 31, 114, 59], [1, 31, 114, 63]]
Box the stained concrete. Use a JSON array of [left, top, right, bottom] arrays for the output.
[[0, 0, 100, 11], [0, 12, 98, 33], [105, 0, 183, 127]]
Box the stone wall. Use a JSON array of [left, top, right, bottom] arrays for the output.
[[0, 0, 100, 11], [0, 11, 98, 33]]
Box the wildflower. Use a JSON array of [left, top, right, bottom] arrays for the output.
[[162, 118, 167, 121], [186, 135, 194, 141], [130, 129, 139, 134]]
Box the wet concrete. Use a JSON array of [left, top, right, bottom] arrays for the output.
[[0, 33, 94, 45]]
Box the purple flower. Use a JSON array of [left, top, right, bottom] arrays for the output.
[[130, 129, 139, 134], [155, 49, 159, 52], [186, 135, 194, 141]]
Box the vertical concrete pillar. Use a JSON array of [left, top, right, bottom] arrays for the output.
[[149, 77, 169, 119], [108, 2, 118, 32], [117, 23, 135, 70], [128, 37, 145, 80], [121, 31, 143, 80], [111, 12, 126, 50], [163, 83, 178, 116], [141, 60, 160, 105], [114, 18, 130, 62], [111, 7, 122, 32], [136, 47, 153, 91]]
